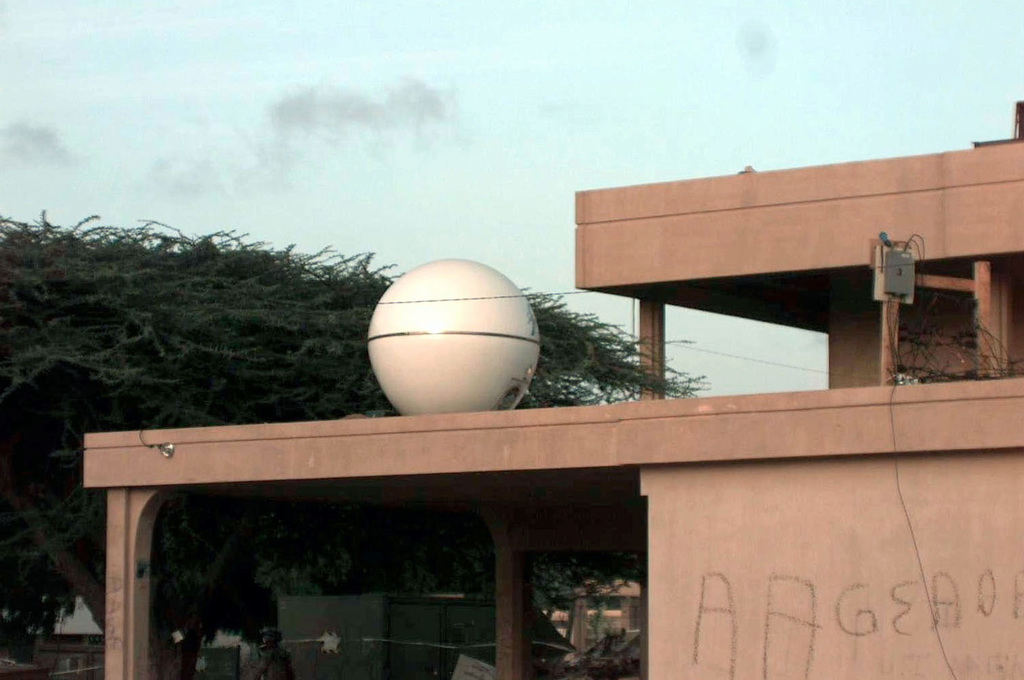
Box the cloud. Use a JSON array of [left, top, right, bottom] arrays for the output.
[[736, 21, 777, 78], [148, 140, 295, 199], [269, 79, 456, 142], [149, 155, 227, 199], [0, 122, 76, 166], [147, 79, 458, 198]]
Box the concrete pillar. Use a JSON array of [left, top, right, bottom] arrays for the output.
[[828, 271, 881, 388], [104, 488, 166, 680], [974, 260, 992, 373], [638, 299, 665, 399], [639, 583, 649, 680], [482, 509, 532, 680]]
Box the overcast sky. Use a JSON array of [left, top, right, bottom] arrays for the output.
[[2, 1, 1021, 396]]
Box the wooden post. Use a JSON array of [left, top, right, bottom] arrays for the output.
[[638, 300, 665, 399], [879, 299, 900, 385], [569, 597, 588, 650]]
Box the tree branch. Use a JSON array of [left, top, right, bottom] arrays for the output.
[[0, 435, 106, 628]]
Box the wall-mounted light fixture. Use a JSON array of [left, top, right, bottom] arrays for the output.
[[139, 430, 176, 459]]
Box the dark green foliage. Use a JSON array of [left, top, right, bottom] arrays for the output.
[[526, 294, 698, 407], [531, 553, 645, 616], [0, 215, 700, 650], [151, 498, 276, 641], [150, 497, 497, 642], [0, 217, 393, 431], [0, 215, 392, 644], [0, 545, 74, 651]]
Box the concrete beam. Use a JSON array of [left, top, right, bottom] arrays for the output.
[[85, 379, 1024, 491], [577, 144, 1024, 289]]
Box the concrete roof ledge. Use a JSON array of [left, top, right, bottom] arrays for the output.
[[84, 378, 1024, 490], [575, 143, 1024, 288]]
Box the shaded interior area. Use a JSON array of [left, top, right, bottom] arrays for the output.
[[190, 466, 644, 508], [136, 468, 648, 680], [595, 253, 1024, 390]]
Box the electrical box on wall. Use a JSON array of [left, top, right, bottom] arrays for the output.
[[872, 243, 916, 303], [884, 249, 915, 298]]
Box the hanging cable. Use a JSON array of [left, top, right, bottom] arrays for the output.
[[884, 232, 957, 678], [887, 382, 959, 680], [665, 342, 829, 376]]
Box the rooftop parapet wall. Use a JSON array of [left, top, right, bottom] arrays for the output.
[[84, 378, 1024, 491], [576, 143, 1024, 290]]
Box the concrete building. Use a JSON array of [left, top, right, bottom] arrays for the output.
[[86, 137, 1024, 679]]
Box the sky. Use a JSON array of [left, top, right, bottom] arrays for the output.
[[2, 1, 1022, 397]]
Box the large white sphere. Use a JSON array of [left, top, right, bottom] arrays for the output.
[[368, 259, 540, 416]]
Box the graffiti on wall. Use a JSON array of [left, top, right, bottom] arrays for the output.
[[690, 569, 1024, 679]]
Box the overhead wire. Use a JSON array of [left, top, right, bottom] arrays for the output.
[[664, 341, 829, 376], [58, 252, 917, 384], [884, 232, 958, 679], [376, 290, 591, 305], [887, 384, 959, 680], [17, 245, 1010, 385], [336, 257, 945, 388]]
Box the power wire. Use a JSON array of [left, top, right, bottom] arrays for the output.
[[374, 256, 922, 307], [887, 381, 959, 680], [884, 231, 957, 679], [182, 256, 923, 313], [182, 285, 841, 381], [377, 290, 591, 305], [665, 341, 829, 376], [20, 235, 1005, 385]]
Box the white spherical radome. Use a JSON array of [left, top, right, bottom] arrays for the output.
[[368, 259, 540, 416]]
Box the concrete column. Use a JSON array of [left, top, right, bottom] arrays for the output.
[[482, 509, 532, 680], [828, 272, 881, 389], [104, 488, 166, 680], [1005, 255, 1024, 360], [974, 260, 992, 373], [638, 299, 665, 399], [639, 583, 649, 680]]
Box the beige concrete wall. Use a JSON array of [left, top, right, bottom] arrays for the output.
[[642, 453, 1024, 680], [87, 379, 1024, 680], [86, 379, 1024, 680], [576, 143, 1024, 289]]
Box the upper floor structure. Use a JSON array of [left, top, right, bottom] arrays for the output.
[[576, 139, 1024, 390]]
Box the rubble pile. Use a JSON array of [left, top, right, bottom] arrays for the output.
[[536, 629, 640, 680]]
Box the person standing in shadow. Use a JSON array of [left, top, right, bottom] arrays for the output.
[[254, 628, 296, 680]]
